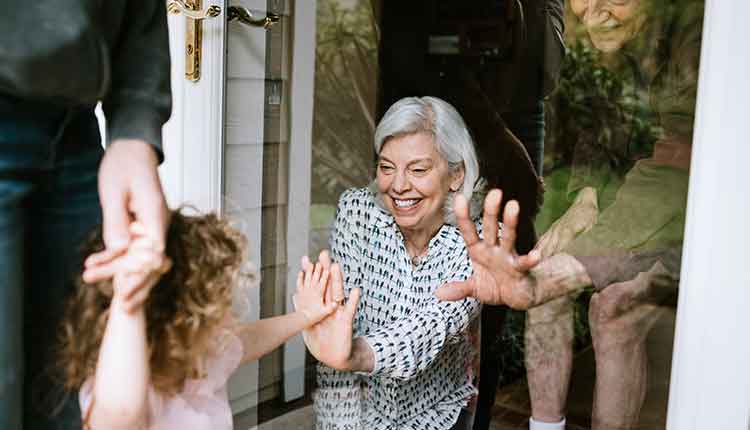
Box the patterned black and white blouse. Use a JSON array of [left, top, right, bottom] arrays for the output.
[[314, 187, 484, 430]]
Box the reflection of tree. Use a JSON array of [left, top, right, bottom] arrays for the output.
[[545, 42, 659, 197], [312, 0, 379, 204]]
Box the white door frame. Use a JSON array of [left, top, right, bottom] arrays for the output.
[[666, 0, 750, 428], [163, 0, 318, 414], [161, 0, 227, 214]]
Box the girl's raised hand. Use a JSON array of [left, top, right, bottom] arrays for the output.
[[293, 255, 338, 325], [89, 222, 172, 313]]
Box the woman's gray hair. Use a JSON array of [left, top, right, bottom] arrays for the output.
[[373, 96, 486, 225]]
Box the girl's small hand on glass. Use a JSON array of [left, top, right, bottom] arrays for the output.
[[293, 256, 338, 325]]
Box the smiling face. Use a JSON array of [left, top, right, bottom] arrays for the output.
[[376, 132, 464, 237], [571, 0, 646, 53]]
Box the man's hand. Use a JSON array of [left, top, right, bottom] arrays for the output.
[[84, 139, 169, 282], [435, 189, 542, 309], [535, 186, 598, 259], [104, 222, 173, 313]]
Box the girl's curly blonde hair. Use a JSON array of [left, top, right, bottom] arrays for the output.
[[57, 210, 250, 395]]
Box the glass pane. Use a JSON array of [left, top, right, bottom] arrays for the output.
[[298, 1, 704, 429]]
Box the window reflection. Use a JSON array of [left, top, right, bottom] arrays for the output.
[[527, 2, 702, 428], [304, 1, 703, 429]]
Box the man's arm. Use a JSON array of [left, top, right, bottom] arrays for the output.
[[103, 0, 172, 159], [100, 0, 172, 248], [84, 1, 172, 282]]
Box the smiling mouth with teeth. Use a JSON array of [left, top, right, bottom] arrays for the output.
[[592, 18, 622, 32], [394, 198, 420, 208]]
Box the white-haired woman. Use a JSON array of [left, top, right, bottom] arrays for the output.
[[302, 96, 491, 430]]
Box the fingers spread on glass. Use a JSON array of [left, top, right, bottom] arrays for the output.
[[343, 287, 361, 320], [500, 200, 519, 253], [331, 263, 345, 304], [454, 193, 480, 248], [482, 189, 503, 247]]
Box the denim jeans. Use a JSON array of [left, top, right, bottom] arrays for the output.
[[0, 94, 102, 430]]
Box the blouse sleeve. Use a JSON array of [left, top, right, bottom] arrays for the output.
[[361, 245, 481, 381]]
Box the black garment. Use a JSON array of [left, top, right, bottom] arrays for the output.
[[378, 0, 564, 116], [378, 2, 563, 430], [0, 0, 171, 156]]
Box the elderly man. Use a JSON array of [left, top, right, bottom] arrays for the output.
[[439, 0, 704, 428]]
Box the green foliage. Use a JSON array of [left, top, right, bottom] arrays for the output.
[[545, 42, 659, 176]]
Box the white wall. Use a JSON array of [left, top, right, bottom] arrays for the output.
[[667, 1, 750, 428]]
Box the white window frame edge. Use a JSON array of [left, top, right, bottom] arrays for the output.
[[197, 0, 227, 214], [283, 0, 317, 402], [174, 0, 227, 214], [667, 1, 750, 429]]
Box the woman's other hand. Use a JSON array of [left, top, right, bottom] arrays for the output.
[[435, 189, 541, 309]]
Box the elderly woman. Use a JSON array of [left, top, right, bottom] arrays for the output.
[[302, 96, 489, 430]]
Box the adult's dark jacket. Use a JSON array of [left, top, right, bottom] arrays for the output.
[[378, 0, 565, 221], [0, 0, 172, 156], [378, 0, 565, 114]]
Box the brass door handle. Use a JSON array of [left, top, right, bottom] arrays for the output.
[[167, 0, 221, 20], [228, 6, 279, 29], [167, 0, 221, 82]]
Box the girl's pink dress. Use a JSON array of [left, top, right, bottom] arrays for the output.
[[79, 328, 244, 430]]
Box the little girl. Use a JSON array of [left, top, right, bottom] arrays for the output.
[[57, 210, 340, 430]]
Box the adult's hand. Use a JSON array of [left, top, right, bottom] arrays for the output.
[[435, 189, 542, 309], [83, 139, 170, 283], [301, 253, 362, 371], [105, 222, 173, 313], [535, 186, 598, 259]]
